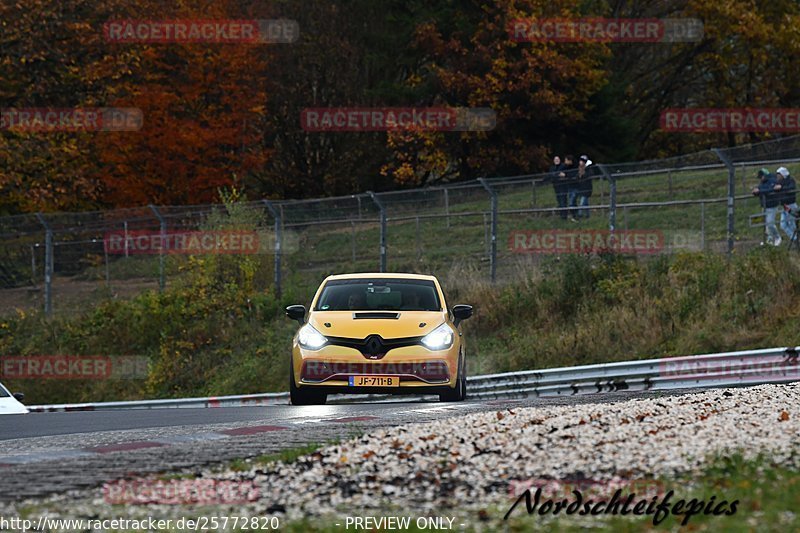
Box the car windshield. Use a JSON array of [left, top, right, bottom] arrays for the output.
[[315, 279, 441, 311]]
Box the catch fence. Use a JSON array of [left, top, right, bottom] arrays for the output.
[[3, 135, 800, 315]]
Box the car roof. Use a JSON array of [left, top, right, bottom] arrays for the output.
[[323, 272, 439, 282]]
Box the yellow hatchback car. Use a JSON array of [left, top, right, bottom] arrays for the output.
[[285, 273, 473, 405]]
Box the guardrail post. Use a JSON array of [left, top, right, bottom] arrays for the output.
[[148, 205, 166, 292], [263, 199, 282, 299], [35, 213, 52, 315], [367, 191, 387, 272], [479, 178, 498, 282], [712, 148, 735, 255], [598, 165, 616, 232]]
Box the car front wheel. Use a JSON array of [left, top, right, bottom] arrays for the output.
[[289, 359, 327, 405], [439, 354, 466, 402]]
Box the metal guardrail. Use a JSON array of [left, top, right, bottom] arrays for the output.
[[26, 346, 800, 412], [468, 346, 800, 399], [27, 392, 291, 412]]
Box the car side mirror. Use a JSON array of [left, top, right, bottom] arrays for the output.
[[452, 304, 473, 327], [13, 392, 24, 403], [285, 305, 306, 325]]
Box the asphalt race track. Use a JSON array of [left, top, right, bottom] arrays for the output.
[[0, 390, 702, 502]]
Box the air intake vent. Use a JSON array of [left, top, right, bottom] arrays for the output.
[[352, 312, 400, 320]]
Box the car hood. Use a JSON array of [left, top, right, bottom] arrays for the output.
[[308, 311, 447, 339]]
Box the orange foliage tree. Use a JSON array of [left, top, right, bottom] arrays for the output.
[[95, 0, 270, 206]]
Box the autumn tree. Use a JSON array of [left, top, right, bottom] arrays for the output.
[[606, 0, 800, 157], [0, 0, 140, 213], [381, 0, 610, 186], [95, 0, 270, 206]]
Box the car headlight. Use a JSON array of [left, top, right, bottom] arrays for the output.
[[298, 324, 327, 350], [420, 323, 454, 350]]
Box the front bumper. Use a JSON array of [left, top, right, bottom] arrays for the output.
[[292, 344, 459, 390]]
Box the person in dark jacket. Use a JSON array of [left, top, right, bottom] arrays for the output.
[[776, 166, 798, 241], [751, 168, 781, 246], [573, 155, 594, 219], [548, 155, 567, 220], [560, 154, 578, 221]]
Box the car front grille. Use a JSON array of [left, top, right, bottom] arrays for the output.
[[301, 360, 449, 383], [325, 334, 425, 360]]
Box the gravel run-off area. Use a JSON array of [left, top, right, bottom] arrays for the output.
[[3, 383, 799, 525]]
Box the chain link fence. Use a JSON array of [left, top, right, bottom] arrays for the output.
[[3, 135, 800, 316]]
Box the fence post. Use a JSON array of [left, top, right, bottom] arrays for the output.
[[668, 170, 674, 199], [740, 163, 747, 192], [415, 216, 421, 262], [478, 178, 498, 283], [103, 240, 110, 288], [263, 200, 282, 299], [443, 188, 450, 229], [367, 191, 387, 272], [350, 220, 356, 264], [123, 221, 129, 258], [712, 148, 735, 255], [30, 244, 36, 287], [148, 205, 166, 291], [35, 213, 53, 316], [700, 201, 706, 251], [598, 165, 616, 232]]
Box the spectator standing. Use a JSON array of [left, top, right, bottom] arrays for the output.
[[561, 154, 578, 221], [751, 168, 781, 246], [549, 155, 567, 220], [574, 155, 594, 219], [776, 166, 798, 242]]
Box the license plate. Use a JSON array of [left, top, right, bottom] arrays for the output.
[[348, 375, 399, 387]]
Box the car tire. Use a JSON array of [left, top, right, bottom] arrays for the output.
[[439, 354, 467, 402], [289, 359, 327, 405]]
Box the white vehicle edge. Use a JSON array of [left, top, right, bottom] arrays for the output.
[[0, 381, 28, 415]]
